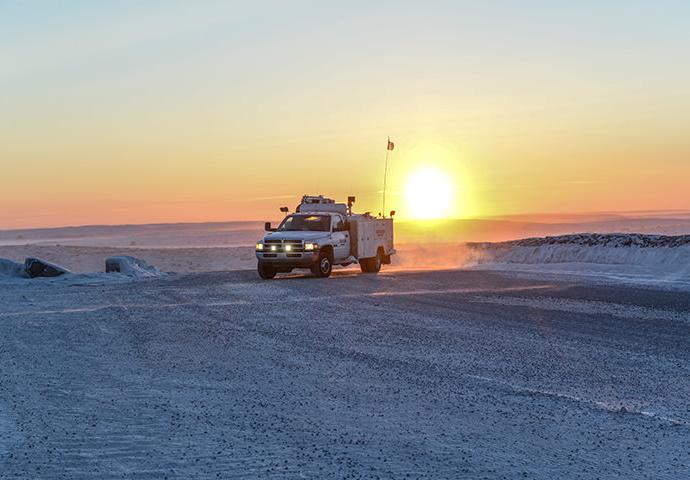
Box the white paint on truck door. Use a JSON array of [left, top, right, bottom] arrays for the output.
[[331, 215, 350, 262]]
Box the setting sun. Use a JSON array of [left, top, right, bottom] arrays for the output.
[[404, 166, 454, 220]]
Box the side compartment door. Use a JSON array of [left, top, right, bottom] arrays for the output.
[[331, 215, 350, 262]]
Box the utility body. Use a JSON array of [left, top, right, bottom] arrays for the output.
[[255, 195, 395, 278]]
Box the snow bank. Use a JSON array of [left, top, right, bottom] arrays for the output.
[[470, 234, 690, 267], [468, 234, 690, 287], [484, 233, 690, 249], [0, 256, 164, 285], [0, 258, 28, 280], [105, 256, 164, 278]]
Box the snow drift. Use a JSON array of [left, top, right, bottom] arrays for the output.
[[0, 258, 28, 279], [0, 256, 164, 285], [105, 256, 164, 278], [468, 234, 690, 286]]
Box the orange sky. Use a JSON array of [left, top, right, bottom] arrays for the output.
[[2, 2, 689, 229]]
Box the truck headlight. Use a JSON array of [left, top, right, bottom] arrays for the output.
[[285, 244, 292, 252], [255, 243, 264, 251], [304, 242, 318, 251]]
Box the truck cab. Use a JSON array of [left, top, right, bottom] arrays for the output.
[[255, 195, 395, 279]]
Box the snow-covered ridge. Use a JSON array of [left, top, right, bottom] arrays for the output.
[[467, 234, 690, 288], [472, 233, 690, 249]]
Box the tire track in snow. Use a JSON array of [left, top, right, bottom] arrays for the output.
[[466, 374, 689, 427], [0, 284, 554, 318], [469, 295, 690, 323]]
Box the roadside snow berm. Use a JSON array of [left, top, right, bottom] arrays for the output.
[[24, 257, 70, 278], [0, 258, 29, 279], [105, 256, 163, 278]]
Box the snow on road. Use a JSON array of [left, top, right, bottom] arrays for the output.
[[1, 269, 689, 479]]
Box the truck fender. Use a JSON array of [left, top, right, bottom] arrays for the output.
[[319, 245, 334, 259]]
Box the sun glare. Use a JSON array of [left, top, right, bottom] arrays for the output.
[[404, 166, 454, 219]]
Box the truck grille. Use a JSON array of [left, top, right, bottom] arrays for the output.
[[263, 239, 304, 253]]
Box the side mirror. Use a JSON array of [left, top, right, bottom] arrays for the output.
[[264, 222, 274, 232]]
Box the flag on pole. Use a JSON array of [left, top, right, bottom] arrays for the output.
[[383, 137, 393, 216]]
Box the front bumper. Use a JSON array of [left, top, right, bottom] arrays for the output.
[[256, 251, 319, 267]]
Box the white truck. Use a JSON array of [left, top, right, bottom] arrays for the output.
[[255, 195, 396, 279]]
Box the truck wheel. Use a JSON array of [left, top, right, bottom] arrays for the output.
[[311, 250, 333, 278], [360, 250, 382, 273], [257, 262, 277, 279]]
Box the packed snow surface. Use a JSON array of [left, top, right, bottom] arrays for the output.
[[1, 269, 689, 478]]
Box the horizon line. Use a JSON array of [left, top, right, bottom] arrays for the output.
[[2, 207, 690, 232]]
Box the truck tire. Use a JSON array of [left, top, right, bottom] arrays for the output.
[[257, 261, 277, 279], [360, 250, 382, 273], [311, 250, 333, 278]]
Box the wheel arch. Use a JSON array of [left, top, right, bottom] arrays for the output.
[[319, 244, 334, 259]]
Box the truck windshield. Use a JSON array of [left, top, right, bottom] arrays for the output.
[[278, 215, 330, 232]]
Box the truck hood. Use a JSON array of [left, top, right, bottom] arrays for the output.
[[262, 231, 329, 242]]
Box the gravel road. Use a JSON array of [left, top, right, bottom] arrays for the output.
[[1, 269, 689, 479]]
